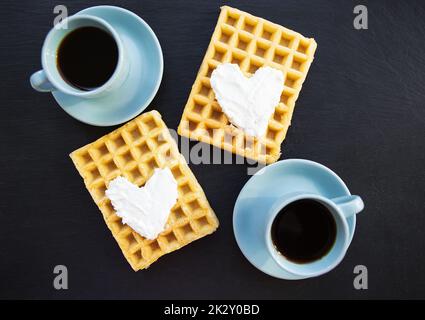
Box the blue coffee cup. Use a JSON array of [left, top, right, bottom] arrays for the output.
[[30, 14, 129, 98], [234, 159, 365, 279], [265, 192, 364, 278]]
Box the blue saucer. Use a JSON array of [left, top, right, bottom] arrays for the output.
[[52, 6, 163, 126], [233, 159, 356, 280]]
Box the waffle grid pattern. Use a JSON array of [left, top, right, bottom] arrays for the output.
[[178, 6, 317, 163], [70, 111, 219, 271]]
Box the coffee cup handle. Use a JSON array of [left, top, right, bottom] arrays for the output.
[[331, 195, 364, 218], [30, 70, 56, 92]]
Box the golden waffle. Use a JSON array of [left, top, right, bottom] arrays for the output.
[[178, 6, 317, 163], [70, 110, 219, 271]]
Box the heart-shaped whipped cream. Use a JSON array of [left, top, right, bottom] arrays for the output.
[[210, 63, 284, 137], [105, 168, 178, 240]]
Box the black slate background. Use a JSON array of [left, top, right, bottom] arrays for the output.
[[1, 0, 424, 299]]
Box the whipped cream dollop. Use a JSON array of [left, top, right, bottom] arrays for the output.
[[105, 168, 178, 240], [210, 63, 284, 137]]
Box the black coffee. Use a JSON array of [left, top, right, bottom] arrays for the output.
[[57, 26, 118, 91], [271, 199, 336, 264]]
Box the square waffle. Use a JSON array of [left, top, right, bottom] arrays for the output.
[[178, 6, 317, 163], [70, 110, 219, 271]]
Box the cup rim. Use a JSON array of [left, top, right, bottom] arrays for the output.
[[41, 14, 125, 97], [265, 193, 350, 278]]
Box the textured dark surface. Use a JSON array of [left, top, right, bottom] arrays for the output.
[[1, 0, 424, 299]]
